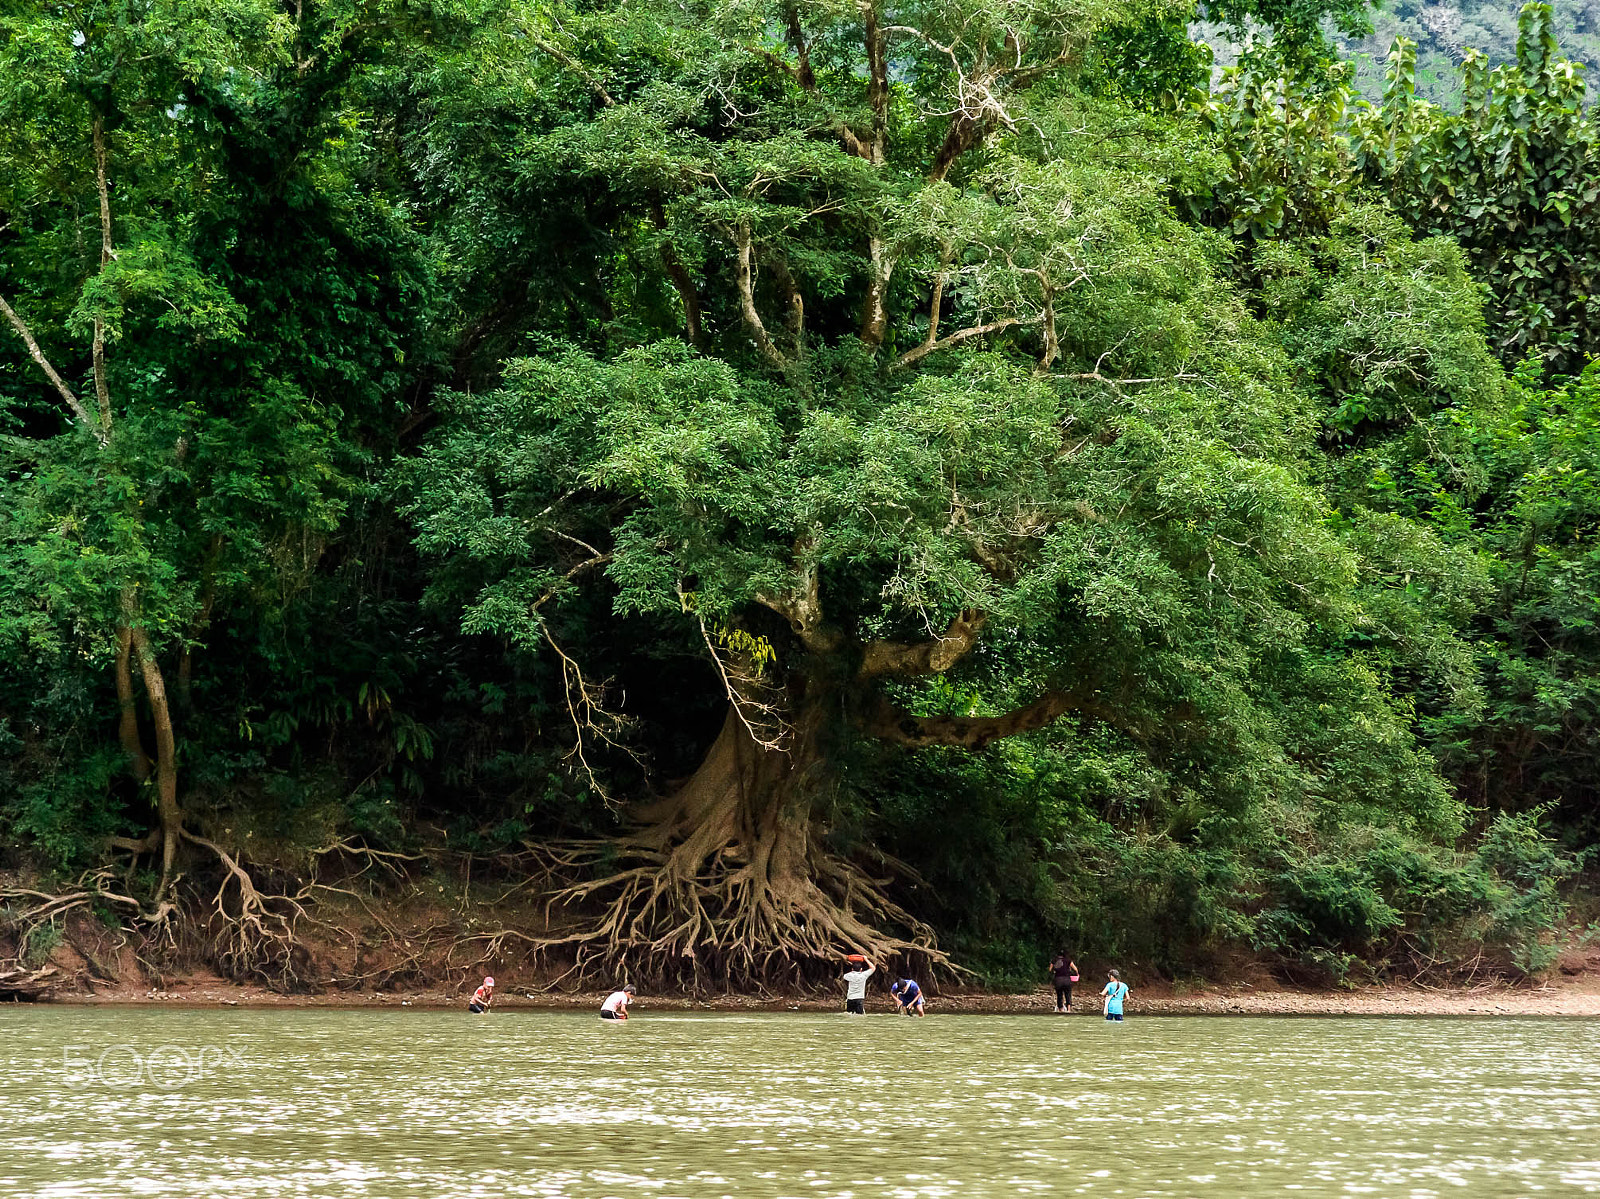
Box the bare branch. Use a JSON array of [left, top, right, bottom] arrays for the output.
[[895, 316, 1033, 369], [531, 36, 614, 107], [860, 610, 987, 678], [0, 292, 101, 435], [695, 612, 789, 753], [734, 219, 788, 370], [91, 115, 115, 435], [1067, 370, 1201, 391], [542, 623, 637, 808]]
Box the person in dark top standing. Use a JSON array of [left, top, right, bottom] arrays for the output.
[[1049, 952, 1078, 1013]]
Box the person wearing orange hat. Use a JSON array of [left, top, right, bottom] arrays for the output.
[[468, 976, 495, 1013]]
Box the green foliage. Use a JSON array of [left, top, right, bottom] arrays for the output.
[[878, 740, 1574, 985], [21, 921, 63, 967], [1418, 362, 1600, 826], [1206, 5, 1600, 368]]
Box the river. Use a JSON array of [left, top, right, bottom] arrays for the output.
[[2, 1007, 1597, 1196]]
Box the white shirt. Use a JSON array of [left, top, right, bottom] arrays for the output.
[[601, 990, 630, 1014], [843, 966, 874, 1000]]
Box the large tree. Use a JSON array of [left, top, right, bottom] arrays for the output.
[[404, 0, 1466, 984], [0, 0, 437, 976]]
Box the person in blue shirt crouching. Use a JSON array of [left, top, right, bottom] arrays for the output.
[[890, 978, 925, 1016]]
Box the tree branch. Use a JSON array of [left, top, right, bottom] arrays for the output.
[[734, 219, 788, 370], [91, 114, 115, 435], [862, 688, 1111, 750], [531, 37, 614, 107], [128, 621, 181, 896], [743, 34, 874, 161], [764, 250, 805, 351], [859, 610, 987, 678], [755, 559, 841, 654], [928, 114, 986, 184], [541, 623, 636, 808], [0, 292, 101, 435], [1037, 272, 1059, 374], [863, 1, 889, 165], [695, 612, 788, 753], [653, 204, 703, 349], [745, 43, 809, 89], [531, 551, 612, 613], [1068, 370, 1200, 392], [895, 316, 1032, 369], [783, 3, 817, 90], [115, 619, 152, 782], [859, 235, 896, 347]]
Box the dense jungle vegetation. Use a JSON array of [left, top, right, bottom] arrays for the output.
[[1, 0, 1595, 994]]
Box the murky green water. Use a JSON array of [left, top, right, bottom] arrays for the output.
[[2, 1007, 1598, 1197]]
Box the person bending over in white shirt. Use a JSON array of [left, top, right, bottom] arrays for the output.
[[841, 958, 874, 1014], [601, 984, 635, 1020]]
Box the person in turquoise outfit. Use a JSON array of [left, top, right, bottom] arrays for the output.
[[1100, 970, 1129, 1021]]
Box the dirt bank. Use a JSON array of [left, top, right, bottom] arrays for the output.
[[10, 866, 1599, 1016]]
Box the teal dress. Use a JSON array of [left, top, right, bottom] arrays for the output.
[[1103, 981, 1128, 1020]]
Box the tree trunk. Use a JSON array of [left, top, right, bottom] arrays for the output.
[[114, 623, 153, 783], [542, 686, 942, 988], [129, 624, 182, 897]]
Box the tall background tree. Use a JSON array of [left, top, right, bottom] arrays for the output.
[[402, 0, 1512, 984]]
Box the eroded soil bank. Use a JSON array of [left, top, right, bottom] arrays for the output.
[[9, 864, 1600, 1016]]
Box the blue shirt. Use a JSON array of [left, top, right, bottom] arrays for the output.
[[1103, 981, 1128, 1015], [893, 980, 921, 1002]]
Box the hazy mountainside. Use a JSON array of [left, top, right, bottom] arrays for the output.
[[1204, 0, 1600, 103], [1343, 0, 1600, 102]]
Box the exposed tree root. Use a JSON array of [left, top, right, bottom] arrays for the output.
[[0, 870, 160, 995], [514, 709, 958, 991], [179, 830, 313, 989], [0, 963, 58, 1000]]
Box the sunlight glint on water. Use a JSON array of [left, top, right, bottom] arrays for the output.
[[1, 1008, 1598, 1197]]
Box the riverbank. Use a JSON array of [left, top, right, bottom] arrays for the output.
[[37, 958, 1600, 1015], [10, 866, 1599, 1015]]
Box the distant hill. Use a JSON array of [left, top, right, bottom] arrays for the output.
[[1202, 0, 1600, 105], [1343, 0, 1600, 103]]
